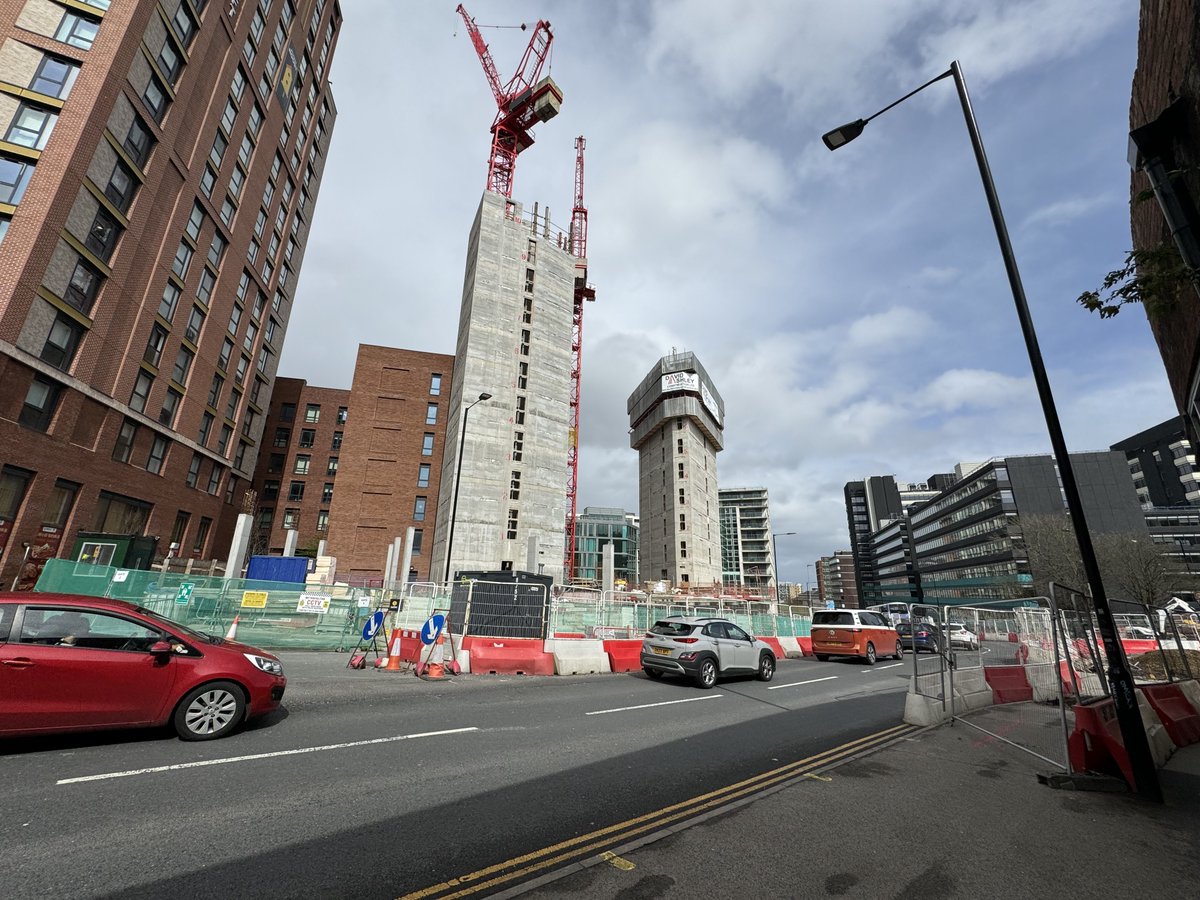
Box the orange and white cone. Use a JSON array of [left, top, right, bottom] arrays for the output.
[[225, 615, 240, 641]]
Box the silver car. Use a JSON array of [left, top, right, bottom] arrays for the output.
[[641, 616, 776, 688]]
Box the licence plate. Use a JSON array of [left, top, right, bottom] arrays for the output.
[[652, 646, 671, 656]]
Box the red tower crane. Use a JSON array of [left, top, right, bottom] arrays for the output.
[[564, 136, 596, 581], [456, 5, 562, 197]]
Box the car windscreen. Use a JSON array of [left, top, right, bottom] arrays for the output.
[[135, 606, 221, 644], [649, 621, 694, 637], [812, 611, 854, 626]]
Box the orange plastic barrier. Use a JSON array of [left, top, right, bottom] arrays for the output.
[[983, 665, 1033, 703], [1068, 697, 1133, 786], [462, 637, 554, 675], [1140, 683, 1200, 746], [798, 637, 813, 656], [603, 639, 643, 672]]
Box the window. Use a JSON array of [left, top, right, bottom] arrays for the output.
[[0, 466, 33, 521], [64, 257, 101, 314], [425, 403, 438, 425], [82, 207, 119, 262], [147, 435, 169, 474], [228, 303, 242, 335], [677, 438, 684, 454], [243, 321, 258, 352], [216, 424, 231, 456], [142, 73, 168, 123], [282, 509, 299, 530], [506, 509, 519, 540], [248, 104, 263, 138], [229, 165, 245, 199], [172, 241, 193, 278], [105, 159, 138, 213], [239, 133, 255, 167], [209, 132, 227, 168], [299, 428, 315, 448], [316, 510, 329, 532], [5, 103, 57, 150], [273, 427, 289, 447], [518, 361, 528, 390], [331, 430, 342, 450], [304, 403, 320, 423], [193, 517, 212, 555], [197, 411, 214, 446], [326, 456, 338, 476], [220, 195, 237, 226], [678, 488, 685, 505], [512, 431, 523, 462], [30, 55, 78, 99], [411, 528, 424, 555], [429, 373, 442, 396], [171, 4, 197, 46], [337, 406, 348, 424], [218, 338, 233, 371], [235, 354, 248, 385], [123, 114, 154, 166], [510, 470, 521, 501], [264, 454, 283, 475], [144, 324, 167, 367], [679, 513, 687, 531], [44, 479, 79, 528], [93, 490, 152, 534], [0, 156, 35, 204], [421, 433, 434, 456], [130, 370, 152, 413], [157, 37, 182, 85], [199, 165, 216, 197], [172, 346, 194, 384], [112, 418, 138, 463], [40, 313, 83, 370], [417, 464, 430, 488], [262, 479, 279, 499], [678, 462, 684, 479], [288, 481, 305, 501], [321, 482, 333, 504], [294, 454, 310, 475], [196, 268, 215, 304], [159, 388, 182, 427], [170, 510, 190, 548], [208, 231, 227, 267], [55, 12, 100, 50], [20, 374, 60, 429], [186, 452, 202, 488], [185, 201, 205, 241]]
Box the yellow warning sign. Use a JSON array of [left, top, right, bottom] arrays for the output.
[[241, 591, 268, 608]]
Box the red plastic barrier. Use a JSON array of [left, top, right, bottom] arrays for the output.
[[983, 665, 1033, 703], [604, 639, 643, 672], [1140, 684, 1200, 746], [462, 637, 554, 675], [1121, 639, 1160, 656], [552, 632, 586, 639], [758, 637, 785, 658], [798, 637, 813, 656], [1068, 697, 1133, 787]]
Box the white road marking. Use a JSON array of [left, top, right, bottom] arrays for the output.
[[56, 727, 479, 785], [767, 676, 838, 691], [586, 696, 722, 716], [862, 663, 905, 673]]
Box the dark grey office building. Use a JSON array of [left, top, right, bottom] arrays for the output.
[[1111, 416, 1199, 508]]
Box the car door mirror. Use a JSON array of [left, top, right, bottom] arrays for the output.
[[149, 640, 173, 656]]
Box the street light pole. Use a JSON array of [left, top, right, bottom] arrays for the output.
[[772, 531, 796, 605], [823, 60, 1161, 801], [443, 392, 492, 584]]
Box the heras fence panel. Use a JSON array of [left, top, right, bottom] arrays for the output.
[[451, 580, 549, 639]]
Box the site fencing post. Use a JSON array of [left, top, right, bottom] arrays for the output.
[[1048, 590, 1072, 768], [1051, 584, 1084, 701], [944, 605, 954, 723], [1146, 601, 1175, 683], [1165, 612, 1193, 681]]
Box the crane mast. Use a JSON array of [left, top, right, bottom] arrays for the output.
[[564, 136, 595, 582], [456, 5, 562, 197]]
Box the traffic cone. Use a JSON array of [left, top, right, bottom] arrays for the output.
[[384, 630, 404, 671], [225, 615, 239, 640]]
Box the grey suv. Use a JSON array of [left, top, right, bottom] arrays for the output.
[[641, 616, 776, 688]]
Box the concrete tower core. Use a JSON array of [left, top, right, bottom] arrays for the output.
[[430, 192, 576, 582], [628, 351, 724, 588]]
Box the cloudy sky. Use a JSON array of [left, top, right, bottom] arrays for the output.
[[280, 0, 1176, 585]]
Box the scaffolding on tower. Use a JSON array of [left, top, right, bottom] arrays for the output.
[[564, 136, 596, 581]]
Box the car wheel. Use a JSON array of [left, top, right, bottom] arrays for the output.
[[757, 653, 775, 682], [644, 668, 663, 679], [174, 681, 246, 741], [894, 641, 904, 660], [815, 654, 829, 662], [865, 643, 876, 665], [694, 658, 718, 689]]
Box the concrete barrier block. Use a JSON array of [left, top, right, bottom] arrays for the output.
[[1180, 679, 1200, 713], [550, 638, 611, 675], [1138, 691, 1177, 767], [904, 688, 951, 726]]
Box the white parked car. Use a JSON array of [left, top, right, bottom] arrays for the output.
[[942, 623, 980, 651]]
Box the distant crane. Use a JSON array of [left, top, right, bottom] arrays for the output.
[[455, 4, 562, 197], [564, 136, 596, 581]]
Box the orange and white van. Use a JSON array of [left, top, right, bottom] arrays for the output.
[[811, 609, 902, 664]]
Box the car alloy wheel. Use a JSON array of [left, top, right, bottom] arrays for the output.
[[175, 681, 245, 741], [757, 653, 775, 682], [865, 642, 876, 665], [695, 658, 718, 689], [895, 641, 904, 660]]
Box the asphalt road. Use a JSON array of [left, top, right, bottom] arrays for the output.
[[3, 653, 907, 899]]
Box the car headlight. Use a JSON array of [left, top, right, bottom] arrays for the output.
[[244, 653, 283, 676]]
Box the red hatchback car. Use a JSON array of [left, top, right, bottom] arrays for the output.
[[0, 593, 285, 741]]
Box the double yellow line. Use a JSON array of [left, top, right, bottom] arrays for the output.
[[399, 722, 915, 899]]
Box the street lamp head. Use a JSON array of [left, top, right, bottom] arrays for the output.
[[478, 392, 492, 401], [822, 119, 866, 150]]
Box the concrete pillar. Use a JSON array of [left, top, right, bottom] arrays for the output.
[[602, 542, 615, 594], [316, 539, 327, 557], [225, 513, 253, 580], [383, 539, 397, 586], [391, 536, 404, 587], [526, 533, 539, 573], [283, 529, 298, 557], [398, 527, 415, 586]]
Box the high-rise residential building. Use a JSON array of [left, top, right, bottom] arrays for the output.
[[324, 345, 453, 584], [571, 506, 639, 587], [628, 351, 724, 588], [429, 194, 578, 582], [817, 551, 858, 608], [718, 486, 774, 594], [0, 0, 341, 588], [1111, 416, 1200, 507]]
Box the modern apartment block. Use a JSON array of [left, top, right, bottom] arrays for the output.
[[628, 351, 724, 588], [1111, 416, 1200, 507], [571, 506, 639, 587], [0, 0, 341, 587], [246, 376, 346, 556], [429, 193, 578, 583], [324, 345, 453, 584], [816, 551, 858, 608], [717, 486, 774, 593]]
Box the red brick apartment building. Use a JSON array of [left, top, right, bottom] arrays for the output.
[[0, 0, 341, 588]]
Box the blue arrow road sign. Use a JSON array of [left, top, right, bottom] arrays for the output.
[[421, 614, 446, 645], [362, 610, 385, 641]]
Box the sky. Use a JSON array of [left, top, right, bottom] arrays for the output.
[[280, 0, 1177, 587]]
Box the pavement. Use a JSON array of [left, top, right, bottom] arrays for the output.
[[517, 714, 1200, 900]]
